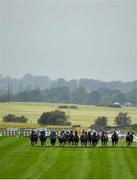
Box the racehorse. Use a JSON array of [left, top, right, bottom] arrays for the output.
[[40, 130, 46, 146], [73, 130, 79, 146], [30, 130, 38, 146], [64, 130, 70, 145], [58, 130, 66, 146], [87, 131, 92, 146], [101, 131, 108, 146], [111, 131, 119, 147], [68, 130, 75, 146], [50, 130, 56, 146], [126, 132, 134, 147], [91, 131, 100, 147], [80, 131, 88, 146]]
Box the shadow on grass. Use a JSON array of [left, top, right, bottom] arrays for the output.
[[29, 145, 137, 149]]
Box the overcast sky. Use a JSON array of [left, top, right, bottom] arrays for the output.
[[0, 0, 136, 81]]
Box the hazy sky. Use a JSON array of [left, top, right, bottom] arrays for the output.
[[0, 0, 137, 81]]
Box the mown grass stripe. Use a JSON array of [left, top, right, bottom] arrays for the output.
[[20, 147, 61, 179], [0, 138, 29, 177], [0, 136, 19, 147], [122, 148, 137, 178]]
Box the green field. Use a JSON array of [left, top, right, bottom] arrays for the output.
[[0, 102, 137, 128], [0, 137, 137, 179]]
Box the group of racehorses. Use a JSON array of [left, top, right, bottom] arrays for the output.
[[30, 129, 134, 147]]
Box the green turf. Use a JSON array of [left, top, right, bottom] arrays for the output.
[[0, 137, 137, 179]]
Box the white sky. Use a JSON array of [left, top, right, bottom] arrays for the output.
[[0, 0, 137, 81]]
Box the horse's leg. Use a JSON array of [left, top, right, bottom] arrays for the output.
[[128, 141, 130, 147], [35, 138, 37, 145], [90, 140, 92, 146], [85, 140, 87, 147], [101, 140, 103, 146], [72, 140, 74, 146], [42, 140, 44, 146], [51, 139, 52, 145], [102, 141, 104, 146], [44, 138, 46, 145]]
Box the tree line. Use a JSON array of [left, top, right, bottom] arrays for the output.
[[0, 86, 136, 106]]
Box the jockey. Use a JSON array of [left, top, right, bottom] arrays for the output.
[[31, 129, 35, 134], [102, 131, 105, 135], [41, 129, 45, 136], [34, 129, 37, 135], [126, 131, 130, 137], [113, 131, 119, 139], [70, 130, 73, 135], [93, 130, 99, 136], [51, 130, 56, 137], [60, 130, 64, 138], [82, 130, 85, 135]]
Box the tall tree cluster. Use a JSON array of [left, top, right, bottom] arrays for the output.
[[0, 86, 137, 106]]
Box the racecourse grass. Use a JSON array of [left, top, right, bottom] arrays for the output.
[[0, 102, 137, 128], [0, 137, 137, 179]]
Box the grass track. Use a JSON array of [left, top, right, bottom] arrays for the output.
[[0, 137, 137, 179]]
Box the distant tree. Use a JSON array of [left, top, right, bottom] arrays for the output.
[[69, 105, 78, 109], [71, 86, 87, 104], [38, 110, 71, 125], [51, 78, 67, 88], [97, 88, 113, 105], [45, 87, 71, 103], [91, 116, 108, 129], [58, 105, 78, 109], [15, 91, 30, 101], [79, 79, 101, 91], [114, 112, 131, 126], [125, 88, 137, 105], [57, 87, 71, 102], [58, 105, 69, 109], [68, 79, 78, 91], [112, 90, 126, 104], [3, 114, 28, 123], [87, 91, 101, 105], [0, 94, 9, 102]]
